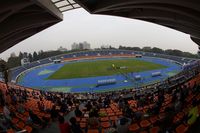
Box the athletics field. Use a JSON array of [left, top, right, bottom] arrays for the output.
[[17, 57, 182, 93], [48, 59, 167, 79]]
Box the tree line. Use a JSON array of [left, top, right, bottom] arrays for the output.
[[6, 50, 66, 69], [118, 46, 199, 59]]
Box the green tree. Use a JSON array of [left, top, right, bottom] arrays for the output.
[[19, 52, 23, 59], [33, 51, 38, 61], [142, 47, 152, 52], [28, 53, 33, 62], [0, 59, 9, 88], [152, 47, 164, 53], [7, 57, 21, 68], [132, 47, 141, 51]]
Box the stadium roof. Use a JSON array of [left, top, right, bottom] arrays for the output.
[[51, 0, 81, 12], [0, 0, 200, 53], [0, 0, 63, 53]]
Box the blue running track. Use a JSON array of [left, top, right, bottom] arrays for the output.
[[17, 57, 182, 93]]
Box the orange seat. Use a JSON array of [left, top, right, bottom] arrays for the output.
[[7, 128, 15, 133], [173, 116, 180, 123], [108, 112, 115, 116], [150, 116, 158, 124], [158, 113, 165, 120], [129, 123, 140, 132], [76, 117, 81, 122], [81, 118, 87, 122], [88, 129, 99, 133], [101, 121, 111, 128], [150, 126, 160, 133], [177, 112, 185, 119], [109, 116, 118, 121], [23, 111, 29, 116], [24, 125, 32, 133], [116, 111, 123, 116], [140, 120, 151, 128], [140, 131, 148, 133], [11, 117, 19, 124], [100, 117, 109, 122], [176, 124, 189, 133], [80, 123, 87, 128], [16, 121, 25, 129]]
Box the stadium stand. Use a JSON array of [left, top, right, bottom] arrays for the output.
[[0, 59, 199, 133]]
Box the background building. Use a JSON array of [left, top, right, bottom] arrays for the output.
[[57, 46, 67, 52], [21, 58, 30, 66], [71, 42, 91, 50], [10, 52, 17, 58], [101, 45, 110, 49], [71, 43, 79, 50]]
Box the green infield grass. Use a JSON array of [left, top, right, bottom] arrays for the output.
[[47, 59, 167, 79]]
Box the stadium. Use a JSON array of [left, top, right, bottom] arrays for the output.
[[14, 50, 183, 93], [0, 1, 200, 133]]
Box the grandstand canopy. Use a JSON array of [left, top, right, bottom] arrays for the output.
[[0, 0, 63, 53]]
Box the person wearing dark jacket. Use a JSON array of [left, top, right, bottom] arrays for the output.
[[74, 106, 82, 117], [58, 115, 71, 133], [50, 105, 59, 121], [70, 117, 83, 133]]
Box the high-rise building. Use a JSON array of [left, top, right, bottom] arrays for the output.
[[57, 46, 67, 52], [82, 41, 90, 49], [71, 43, 79, 50], [71, 42, 90, 50]]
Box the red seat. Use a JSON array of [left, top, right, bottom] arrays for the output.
[[176, 124, 189, 133], [108, 112, 115, 116], [7, 128, 15, 133], [140, 120, 151, 128], [11, 117, 19, 124], [81, 118, 87, 122], [129, 123, 140, 132], [140, 131, 148, 133], [116, 111, 123, 116], [16, 121, 25, 129], [150, 116, 158, 124], [101, 121, 111, 128], [80, 123, 87, 128], [109, 116, 118, 121], [76, 117, 81, 122], [24, 125, 32, 133], [100, 117, 109, 122], [88, 129, 99, 133], [150, 126, 160, 133]]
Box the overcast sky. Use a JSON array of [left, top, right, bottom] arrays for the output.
[[0, 8, 198, 60]]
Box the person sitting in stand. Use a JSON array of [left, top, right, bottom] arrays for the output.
[[187, 100, 199, 125], [17, 101, 25, 113], [50, 105, 59, 121], [70, 117, 83, 133], [85, 101, 92, 111], [28, 110, 46, 128], [3, 102, 11, 125], [58, 115, 71, 133], [74, 106, 82, 117], [88, 111, 100, 129], [115, 115, 131, 133]]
